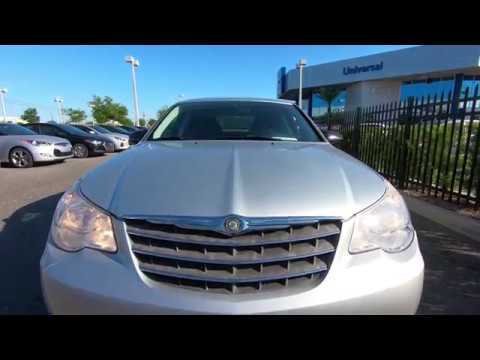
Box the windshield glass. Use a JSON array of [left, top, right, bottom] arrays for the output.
[[75, 125, 96, 134], [58, 124, 93, 136], [102, 125, 130, 135], [119, 126, 136, 133], [149, 101, 322, 142], [0, 124, 37, 135], [93, 125, 111, 134]]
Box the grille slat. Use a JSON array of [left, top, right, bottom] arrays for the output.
[[127, 222, 340, 247], [131, 240, 335, 265], [126, 218, 340, 294], [138, 260, 328, 284]]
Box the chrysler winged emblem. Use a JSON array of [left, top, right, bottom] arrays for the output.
[[224, 216, 244, 235]]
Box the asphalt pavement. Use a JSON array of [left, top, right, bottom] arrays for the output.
[[0, 154, 479, 314], [0, 155, 110, 314]]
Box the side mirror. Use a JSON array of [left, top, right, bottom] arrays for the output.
[[325, 130, 343, 144]]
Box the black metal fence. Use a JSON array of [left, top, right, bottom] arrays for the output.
[[321, 85, 480, 208]]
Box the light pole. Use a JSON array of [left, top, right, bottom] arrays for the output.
[[89, 102, 96, 126], [54, 97, 64, 124], [296, 59, 307, 109], [0, 88, 8, 123], [125, 55, 140, 127]]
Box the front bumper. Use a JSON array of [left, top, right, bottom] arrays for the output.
[[40, 218, 424, 315], [33, 145, 73, 162], [88, 143, 106, 155], [104, 142, 115, 153], [113, 139, 130, 151]]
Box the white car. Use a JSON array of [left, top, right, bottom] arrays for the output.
[[90, 125, 130, 151], [0, 123, 72, 168]]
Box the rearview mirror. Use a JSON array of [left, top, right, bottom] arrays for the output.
[[325, 130, 343, 144]]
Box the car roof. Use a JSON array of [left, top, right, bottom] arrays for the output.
[[176, 97, 296, 105]]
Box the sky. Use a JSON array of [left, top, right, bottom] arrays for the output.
[[0, 45, 417, 121]]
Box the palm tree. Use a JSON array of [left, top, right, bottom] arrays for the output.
[[316, 87, 342, 129]]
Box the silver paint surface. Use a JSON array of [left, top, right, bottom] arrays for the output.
[[79, 141, 386, 219]]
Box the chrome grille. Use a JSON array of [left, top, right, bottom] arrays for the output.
[[126, 218, 341, 294], [54, 149, 72, 156]]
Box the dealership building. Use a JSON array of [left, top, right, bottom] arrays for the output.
[[277, 45, 480, 116]]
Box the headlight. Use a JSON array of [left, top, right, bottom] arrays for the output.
[[86, 139, 101, 146], [24, 139, 52, 146], [349, 181, 414, 254], [114, 136, 124, 141], [50, 185, 117, 253]]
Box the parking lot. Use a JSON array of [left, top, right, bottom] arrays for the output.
[[1, 154, 480, 314]]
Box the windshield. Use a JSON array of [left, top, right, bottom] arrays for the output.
[[119, 126, 136, 133], [74, 125, 96, 134], [93, 125, 111, 134], [149, 101, 322, 142], [101, 125, 130, 135], [58, 124, 92, 136], [0, 124, 37, 136]]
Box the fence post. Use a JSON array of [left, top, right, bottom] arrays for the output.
[[352, 107, 362, 158], [397, 97, 414, 189]]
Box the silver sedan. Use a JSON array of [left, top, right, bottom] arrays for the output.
[[0, 123, 73, 168], [41, 98, 424, 314]]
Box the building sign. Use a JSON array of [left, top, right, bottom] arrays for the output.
[[343, 61, 383, 75]]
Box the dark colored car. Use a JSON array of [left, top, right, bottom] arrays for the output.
[[24, 123, 109, 158], [128, 128, 148, 145], [70, 124, 116, 153]]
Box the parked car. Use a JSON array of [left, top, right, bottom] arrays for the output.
[[72, 124, 129, 152], [24, 123, 110, 158], [41, 98, 424, 314], [0, 123, 73, 168], [128, 128, 148, 145]]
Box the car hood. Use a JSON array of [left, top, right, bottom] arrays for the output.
[[7, 135, 71, 144], [79, 141, 386, 219]]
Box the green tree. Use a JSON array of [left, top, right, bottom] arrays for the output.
[[157, 106, 170, 120], [65, 108, 87, 123], [21, 107, 40, 123], [89, 95, 129, 125], [139, 118, 146, 127], [316, 87, 342, 129], [147, 118, 157, 127]]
